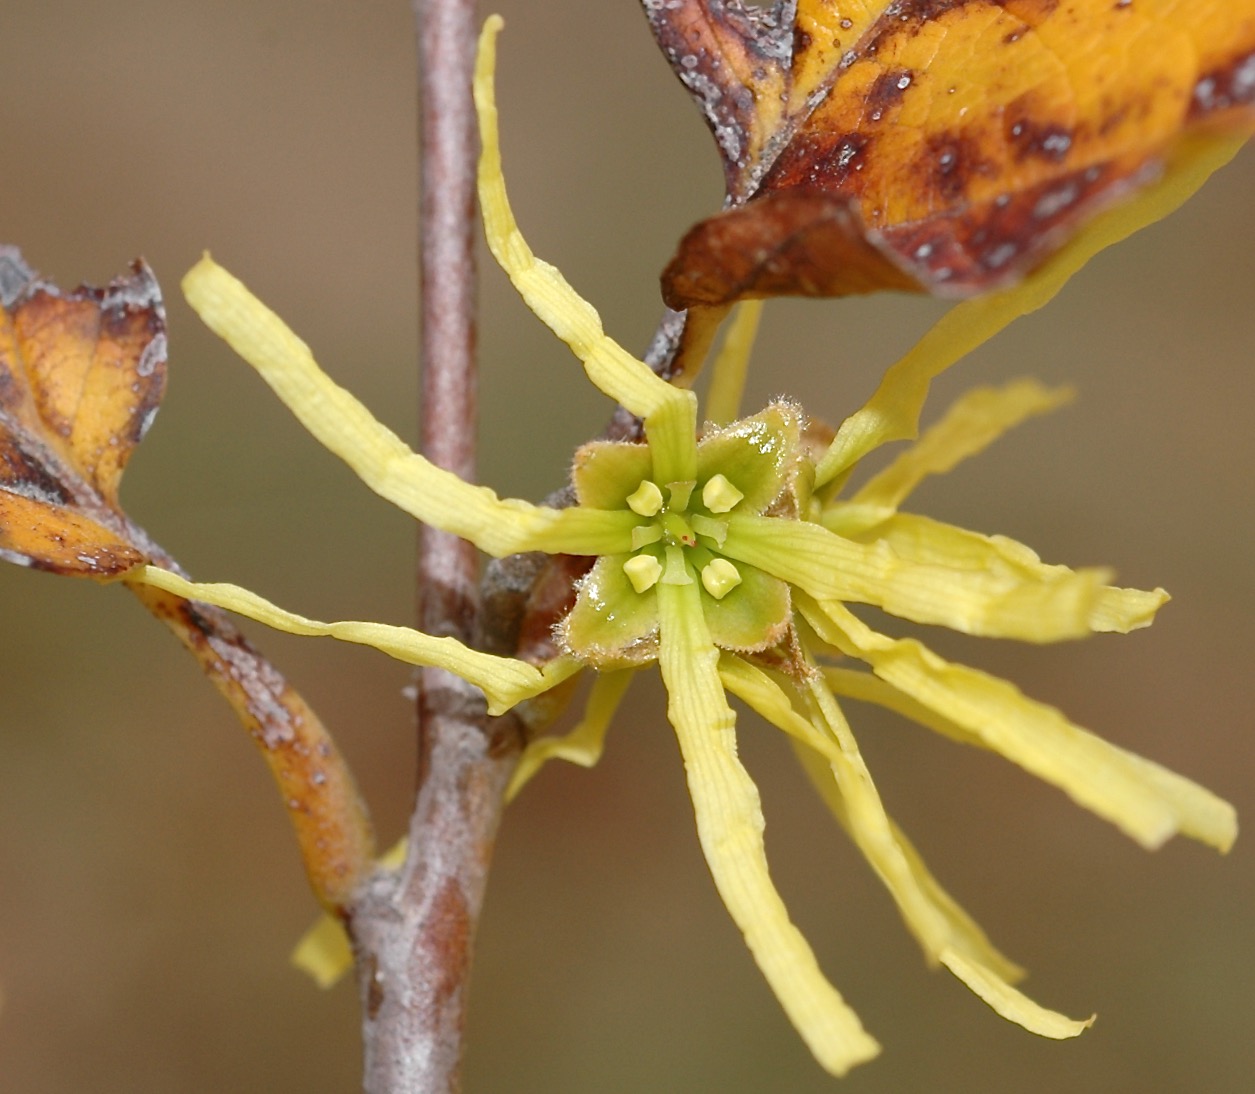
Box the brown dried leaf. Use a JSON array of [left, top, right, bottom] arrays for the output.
[[647, 0, 1255, 306], [0, 246, 164, 575], [0, 248, 374, 908]]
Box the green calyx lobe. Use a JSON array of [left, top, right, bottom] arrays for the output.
[[561, 402, 806, 667]]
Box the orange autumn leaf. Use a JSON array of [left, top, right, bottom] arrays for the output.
[[0, 246, 374, 905], [0, 246, 164, 575], [647, 0, 1255, 306]]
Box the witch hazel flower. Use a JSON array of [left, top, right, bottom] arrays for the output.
[[134, 18, 1238, 1077]]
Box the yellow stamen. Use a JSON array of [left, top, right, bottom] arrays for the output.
[[702, 473, 744, 513], [623, 554, 663, 594], [627, 479, 664, 516], [702, 558, 744, 600]]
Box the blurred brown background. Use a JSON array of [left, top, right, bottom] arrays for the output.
[[2, 2, 1252, 1091]]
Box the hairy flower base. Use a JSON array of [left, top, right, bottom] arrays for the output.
[[134, 16, 1243, 1079]]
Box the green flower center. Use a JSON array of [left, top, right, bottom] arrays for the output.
[[620, 475, 746, 600]]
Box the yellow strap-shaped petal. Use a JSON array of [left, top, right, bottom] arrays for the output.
[[723, 653, 1085, 1035], [940, 949, 1093, 1040], [135, 565, 575, 716], [703, 300, 764, 427], [800, 673, 1089, 1037], [849, 379, 1074, 510], [802, 597, 1237, 853], [656, 579, 880, 1076], [291, 912, 353, 990], [182, 257, 638, 559], [719, 654, 1024, 985], [821, 510, 1167, 635], [823, 665, 988, 749], [724, 514, 1111, 641], [292, 837, 409, 988], [506, 669, 635, 801], [474, 15, 694, 444], [814, 131, 1252, 489]]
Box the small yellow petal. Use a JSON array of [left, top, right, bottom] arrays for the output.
[[292, 913, 353, 989], [507, 669, 635, 801], [704, 300, 763, 427], [731, 653, 1093, 1035], [293, 838, 408, 988]]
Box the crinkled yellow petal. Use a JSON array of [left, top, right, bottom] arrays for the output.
[[135, 565, 570, 716], [704, 300, 763, 427], [803, 597, 1237, 853], [808, 671, 1086, 1036], [724, 515, 1110, 641], [182, 257, 636, 559], [849, 380, 1074, 510], [718, 655, 1024, 985], [292, 912, 352, 989], [822, 665, 987, 750], [725, 655, 1081, 1034], [820, 510, 1168, 635], [473, 16, 691, 436], [940, 949, 1094, 1041], [814, 131, 1252, 490], [656, 579, 879, 1076], [506, 669, 635, 801], [292, 837, 408, 988]]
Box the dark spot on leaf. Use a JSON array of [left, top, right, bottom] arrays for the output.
[[761, 131, 873, 192], [883, 159, 1124, 293], [1189, 49, 1255, 118], [1005, 112, 1075, 161], [865, 67, 916, 122], [922, 131, 996, 202]]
